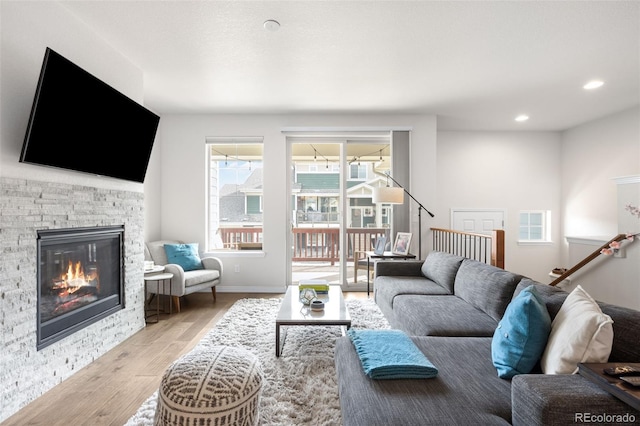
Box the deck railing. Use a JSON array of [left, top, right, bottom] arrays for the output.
[[431, 227, 505, 268], [295, 211, 340, 226], [219, 226, 506, 267], [219, 227, 387, 262], [218, 227, 262, 248]]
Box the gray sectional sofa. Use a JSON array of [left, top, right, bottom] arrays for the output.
[[335, 251, 640, 425]]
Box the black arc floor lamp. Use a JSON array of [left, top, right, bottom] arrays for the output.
[[372, 173, 434, 259]]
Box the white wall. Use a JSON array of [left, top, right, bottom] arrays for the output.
[[144, 126, 163, 241], [560, 107, 640, 309], [435, 131, 562, 282], [561, 107, 640, 239], [156, 111, 638, 294], [155, 114, 436, 292], [434, 108, 639, 299]]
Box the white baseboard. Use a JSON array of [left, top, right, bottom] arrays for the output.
[[196, 284, 369, 294], [215, 285, 287, 294]]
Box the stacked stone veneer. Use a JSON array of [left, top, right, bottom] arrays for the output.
[[0, 177, 146, 421]]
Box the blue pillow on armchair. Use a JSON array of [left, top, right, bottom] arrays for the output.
[[491, 285, 551, 379], [164, 243, 203, 271]]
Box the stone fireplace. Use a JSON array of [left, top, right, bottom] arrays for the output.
[[0, 177, 146, 421], [37, 226, 125, 349]]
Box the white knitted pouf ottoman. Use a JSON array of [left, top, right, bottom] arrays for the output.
[[154, 346, 264, 426]]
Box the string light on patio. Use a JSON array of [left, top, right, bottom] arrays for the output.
[[348, 145, 390, 165]]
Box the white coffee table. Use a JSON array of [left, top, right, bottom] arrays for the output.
[[275, 285, 351, 357]]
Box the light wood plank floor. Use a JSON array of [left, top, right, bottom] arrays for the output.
[[3, 290, 368, 426]]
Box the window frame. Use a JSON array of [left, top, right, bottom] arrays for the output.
[[205, 137, 264, 252], [518, 210, 552, 245], [349, 163, 367, 180]]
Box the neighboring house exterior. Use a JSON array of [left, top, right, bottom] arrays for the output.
[[211, 160, 394, 250], [219, 167, 263, 225], [217, 161, 392, 235]]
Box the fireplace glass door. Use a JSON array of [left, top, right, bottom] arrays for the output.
[[37, 226, 124, 349]]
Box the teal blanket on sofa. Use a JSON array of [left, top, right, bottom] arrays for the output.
[[347, 329, 438, 379]]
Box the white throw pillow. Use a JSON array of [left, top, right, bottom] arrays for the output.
[[541, 285, 614, 374]]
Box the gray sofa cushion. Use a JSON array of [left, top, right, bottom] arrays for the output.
[[374, 276, 451, 328], [375, 260, 424, 277], [392, 295, 499, 337], [420, 251, 465, 293], [519, 279, 640, 363], [513, 278, 568, 319], [375, 275, 451, 301], [511, 374, 640, 426], [454, 259, 521, 322], [599, 300, 640, 362], [335, 336, 512, 426]]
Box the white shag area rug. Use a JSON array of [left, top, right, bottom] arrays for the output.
[[124, 297, 389, 426]]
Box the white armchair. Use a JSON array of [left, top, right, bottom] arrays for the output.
[[144, 240, 223, 312]]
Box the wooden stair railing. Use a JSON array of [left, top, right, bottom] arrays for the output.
[[549, 233, 629, 286], [431, 228, 505, 269]]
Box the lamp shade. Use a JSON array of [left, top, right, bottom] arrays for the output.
[[372, 186, 404, 204]]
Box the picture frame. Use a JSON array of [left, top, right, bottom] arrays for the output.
[[392, 232, 412, 255], [374, 236, 386, 255]]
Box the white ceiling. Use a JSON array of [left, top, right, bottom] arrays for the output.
[[60, 1, 639, 131]]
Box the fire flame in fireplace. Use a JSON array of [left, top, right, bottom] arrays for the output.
[[53, 260, 99, 294], [49, 259, 100, 317]]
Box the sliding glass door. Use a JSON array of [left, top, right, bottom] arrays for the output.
[[289, 142, 342, 284], [287, 133, 394, 290]]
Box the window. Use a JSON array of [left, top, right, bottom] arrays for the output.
[[519, 210, 551, 243], [206, 139, 263, 251], [349, 163, 367, 180]]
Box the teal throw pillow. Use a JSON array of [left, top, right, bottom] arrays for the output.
[[491, 285, 551, 379], [164, 243, 203, 271]]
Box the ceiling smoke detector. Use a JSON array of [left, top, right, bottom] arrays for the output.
[[263, 20, 280, 32]]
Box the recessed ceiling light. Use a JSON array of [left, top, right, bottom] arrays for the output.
[[263, 20, 280, 32], [515, 115, 529, 122], [583, 80, 604, 90]]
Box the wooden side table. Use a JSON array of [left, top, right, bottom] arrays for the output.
[[144, 272, 174, 323], [366, 251, 416, 296], [578, 362, 640, 411], [353, 250, 371, 284]]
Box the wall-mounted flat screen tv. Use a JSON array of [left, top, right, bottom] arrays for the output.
[[20, 48, 160, 183]]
